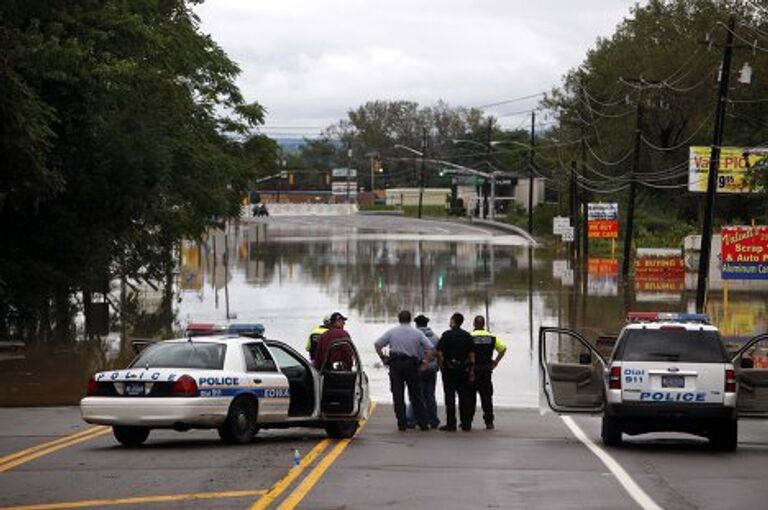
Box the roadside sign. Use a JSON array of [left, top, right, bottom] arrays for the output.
[[634, 248, 685, 294], [280, 170, 288, 179], [561, 226, 574, 242], [332, 167, 357, 178], [331, 182, 358, 196], [553, 216, 571, 235], [587, 203, 619, 239], [689, 147, 766, 194], [721, 226, 768, 279]]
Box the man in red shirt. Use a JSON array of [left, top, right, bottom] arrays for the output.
[[313, 312, 354, 370]]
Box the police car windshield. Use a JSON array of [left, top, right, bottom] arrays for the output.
[[617, 329, 728, 363], [130, 342, 226, 369]]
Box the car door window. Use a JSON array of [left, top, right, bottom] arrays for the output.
[[539, 327, 606, 413], [732, 334, 768, 418], [243, 343, 277, 372]]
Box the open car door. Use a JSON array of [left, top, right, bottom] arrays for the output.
[[539, 326, 606, 413], [731, 333, 768, 419], [319, 338, 368, 418]]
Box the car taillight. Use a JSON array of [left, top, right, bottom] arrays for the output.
[[725, 369, 736, 393], [609, 366, 622, 390], [170, 375, 199, 397], [86, 376, 99, 396]]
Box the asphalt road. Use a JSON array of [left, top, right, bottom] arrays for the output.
[[1, 406, 767, 510]]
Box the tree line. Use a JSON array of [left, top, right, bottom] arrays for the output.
[[0, 0, 278, 341]]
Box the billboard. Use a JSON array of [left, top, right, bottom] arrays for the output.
[[688, 146, 766, 193], [587, 203, 618, 239], [721, 226, 768, 280], [331, 181, 358, 196]]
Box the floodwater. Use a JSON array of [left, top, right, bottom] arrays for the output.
[[2, 215, 767, 406]]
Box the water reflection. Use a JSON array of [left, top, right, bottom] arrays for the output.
[[3, 217, 768, 406]]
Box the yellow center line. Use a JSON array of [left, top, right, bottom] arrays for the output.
[[0, 427, 108, 467], [249, 438, 331, 510], [0, 427, 111, 473], [275, 402, 377, 510], [0, 489, 268, 510]]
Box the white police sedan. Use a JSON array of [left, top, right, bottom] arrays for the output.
[[80, 335, 369, 446]]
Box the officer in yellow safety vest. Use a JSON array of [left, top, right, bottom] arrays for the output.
[[470, 315, 507, 429], [305, 316, 330, 362]]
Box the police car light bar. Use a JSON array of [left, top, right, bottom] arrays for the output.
[[626, 312, 710, 324]]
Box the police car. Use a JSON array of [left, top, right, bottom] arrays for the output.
[[539, 313, 768, 450], [80, 335, 369, 446]]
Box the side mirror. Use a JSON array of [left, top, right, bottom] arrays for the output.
[[579, 352, 592, 365], [740, 357, 754, 369]]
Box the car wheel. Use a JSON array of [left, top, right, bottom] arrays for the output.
[[218, 397, 258, 444], [709, 419, 737, 451], [601, 416, 622, 447], [113, 426, 150, 447], [324, 420, 359, 439]]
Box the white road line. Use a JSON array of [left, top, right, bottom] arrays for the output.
[[560, 416, 663, 510]]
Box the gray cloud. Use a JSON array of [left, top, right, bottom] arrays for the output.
[[195, 0, 642, 135]]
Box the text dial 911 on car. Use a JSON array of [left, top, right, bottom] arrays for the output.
[[538, 312, 768, 451], [80, 335, 370, 446]]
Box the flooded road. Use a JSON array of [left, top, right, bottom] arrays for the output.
[[2, 214, 767, 406]]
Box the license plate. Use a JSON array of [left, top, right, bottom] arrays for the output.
[[661, 375, 684, 388], [125, 383, 145, 396]]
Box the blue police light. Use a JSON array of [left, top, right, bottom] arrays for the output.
[[228, 323, 266, 336]]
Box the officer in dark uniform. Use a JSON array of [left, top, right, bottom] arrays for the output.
[[436, 312, 475, 432], [470, 315, 507, 429]]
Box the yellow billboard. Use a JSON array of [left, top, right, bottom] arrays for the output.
[[688, 146, 766, 193]]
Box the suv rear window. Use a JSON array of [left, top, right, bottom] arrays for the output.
[[615, 329, 728, 363], [130, 342, 226, 369]]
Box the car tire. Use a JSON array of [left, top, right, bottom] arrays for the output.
[[218, 397, 258, 444], [709, 419, 737, 451], [113, 426, 150, 447], [324, 420, 359, 439], [601, 416, 622, 447]]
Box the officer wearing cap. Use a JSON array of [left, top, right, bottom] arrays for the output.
[[374, 310, 433, 431], [470, 315, 507, 429], [314, 312, 354, 370], [305, 316, 330, 362], [436, 312, 475, 432]]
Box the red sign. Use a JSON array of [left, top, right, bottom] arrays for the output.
[[634, 254, 685, 293], [588, 220, 618, 239], [721, 226, 768, 280], [588, 258, 618, 275]]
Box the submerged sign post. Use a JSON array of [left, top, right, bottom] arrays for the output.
[[721, 226, 768, 279], [587, 203, 619, 239]]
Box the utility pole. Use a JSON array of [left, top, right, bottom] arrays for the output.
[[346, 147, 352, 204], [570, 160, 578, 262], [696, 13, 736, 313], [581, 135, 589, 261], [487, 118, 496, 221], [528, 111, 535, 234], [622, 99, 644, 279], [418, 128, 426, 219]]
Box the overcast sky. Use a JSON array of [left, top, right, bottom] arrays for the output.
[[195, 0, 644, 137]]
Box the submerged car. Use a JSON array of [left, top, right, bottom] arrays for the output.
[[539, 312, 768, 450], [81, 335, 369, 446]]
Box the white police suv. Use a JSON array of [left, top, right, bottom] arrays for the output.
[[539, 313, 768, 450], [81, 335, 369, 446]]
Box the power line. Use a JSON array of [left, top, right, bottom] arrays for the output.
[[473, 92, 546, 109]]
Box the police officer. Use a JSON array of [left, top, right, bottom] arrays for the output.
[[436, 312, 475, 432], [305, 316, 330, 362], [470, 315, 507, 430], [375, 310, 433, 431]]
